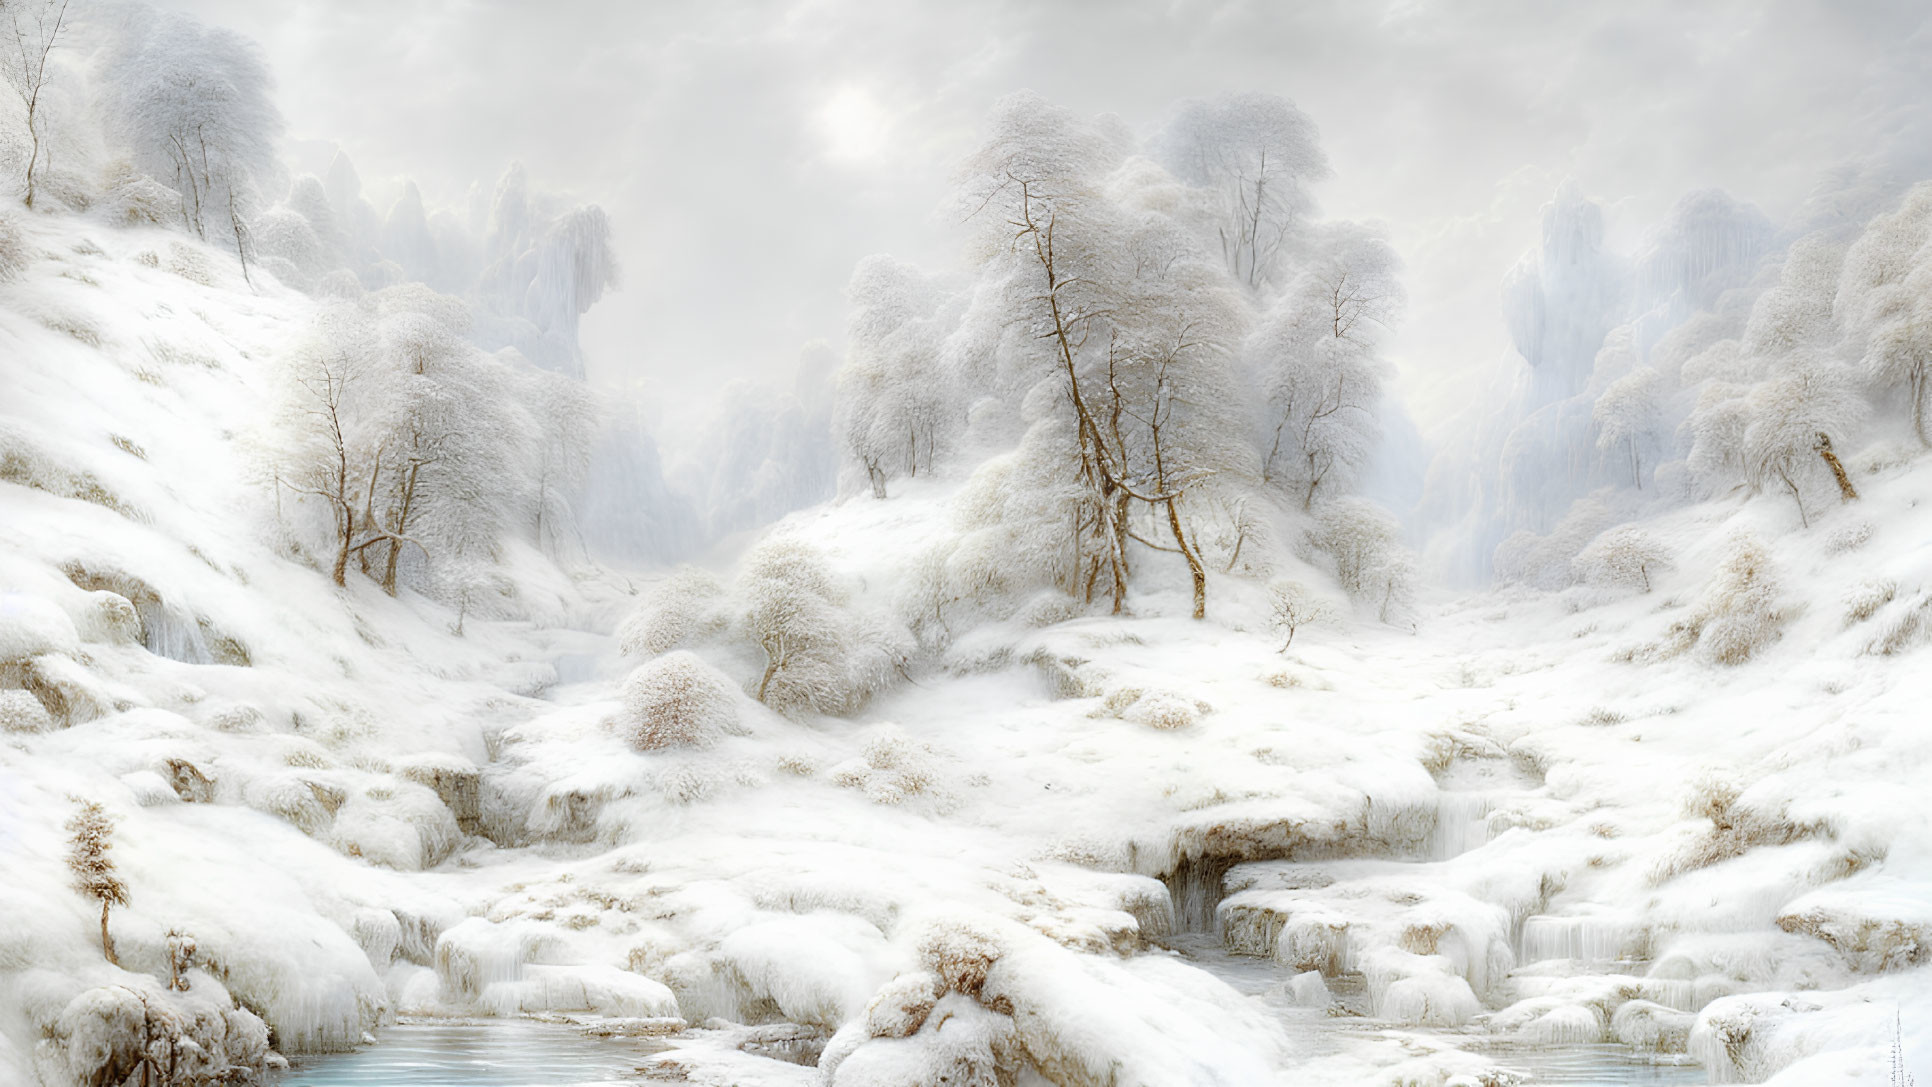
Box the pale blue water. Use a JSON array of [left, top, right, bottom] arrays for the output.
[[286, 1016, 1707, 1086], [279, 1021, 658, 1086]]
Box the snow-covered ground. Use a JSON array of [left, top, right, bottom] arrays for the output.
[[5, 210, 1932, 1087]]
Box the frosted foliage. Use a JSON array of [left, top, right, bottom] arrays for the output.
[[1572, 526, 1672, 592], [98, 6, 283, 242], [736, 538, 906, 717], [619, 651, 740, 751], [1151, 91, 1330, 289], [1738, 235, 1844, 359], [1254, 223, 1401, 508], [1836, 183, 1932, 443], [0, 212, 26, 282], [1686, 383, 1752, 489], [840, 255, 954, 496], [1743, 357, 1864, 524], [0, 689, 54, 733], [1690, 535, 1786, 665], [66, 799, 129, 913], [619, 567, 726, 657], [1312, 498, 1399, 598], [1493, 496, 1615, 589], [1592, 366, 1663, 489]]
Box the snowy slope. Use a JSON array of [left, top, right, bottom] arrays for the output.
[[4, 205, 1932, 1087]]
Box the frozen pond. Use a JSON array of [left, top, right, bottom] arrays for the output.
[[279, 1020, 662, 1086]]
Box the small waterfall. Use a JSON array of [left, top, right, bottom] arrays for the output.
[[1518, 914, 1633, 964], [1427, 791, 1496, 861], [136, 600, 212, 664], [1162, 855, 1232, 935]]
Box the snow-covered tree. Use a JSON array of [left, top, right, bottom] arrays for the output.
[[840, 255, 953, 497], [273, 303, 380, 586], [1573, 525, 1672, 592], [65, 798, 128, 965], [1254, 223, 1401, 509], [1312, 498, 1400, 600], [1684, 382, 1752, 493], [99, 6, 284, 274], [1593, 366, 1663, 490], [1, 0, 72, 208], [1152, 91, 1329, 291], [743, 539, 845, 712], [1743, 357, 1864, 526]]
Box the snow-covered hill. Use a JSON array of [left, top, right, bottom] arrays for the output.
[[5, 202, 1931, 1086]]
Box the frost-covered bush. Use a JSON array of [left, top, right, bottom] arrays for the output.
[[0, 212, 29, 282], [1122, 691, 1199, 731], [735, 537, 909, 717], [1843, 578, 1896, 626], [1690, 535, 1786, 665], [101, 170, 183, 228], [0, 689, 54, 733], [831, 724, 940, 805], [618, 650, 740, 751], [1572, 526, 1673, 593], [617, 566, 726, 658]]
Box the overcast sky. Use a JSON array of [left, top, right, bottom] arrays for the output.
[[167, 0, 1932, 432]]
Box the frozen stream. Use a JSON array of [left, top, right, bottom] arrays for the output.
[[278, 1020, 664, 1086]]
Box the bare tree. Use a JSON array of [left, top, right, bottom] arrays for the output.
[[1268, 581, 1333, 651], [1, 0, 71, 208], [66, 798, 129, 965]]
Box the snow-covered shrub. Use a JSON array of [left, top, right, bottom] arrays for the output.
[[1865, 591, 1932, 656], [1843, 578, 1896, 626], [617, 566, 726, 658], [1824, 518, 1873, 554], [1691, 535, 1785, 665], [1122, 691, 1199, 731], [1494, 496, 1617, 590], [0, 689, 54, 733], [1572, 526, 1673, 593], [1311, 497, 1398, 597], [1612, 999, 1693, 1052], [831, 724, 940, 805], [165, 242, 217, 286], [101, 171, 182, 227], [0, 211, 28, 282], [618, 650, 740, 751], [737, 537, 908, 717]]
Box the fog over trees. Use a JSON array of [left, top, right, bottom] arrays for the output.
[[3, 2, 1932, 1085]]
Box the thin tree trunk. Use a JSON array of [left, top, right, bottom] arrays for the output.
[[100, 902, 116, 965], [1776, 465, 1809, 528], [1816, 433, 1858, 502], [1165, 497, 1207, 620]]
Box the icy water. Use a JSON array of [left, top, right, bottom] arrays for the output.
[[1168, 936, 1707, 1086], [279, 1020, 659, 1086]]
